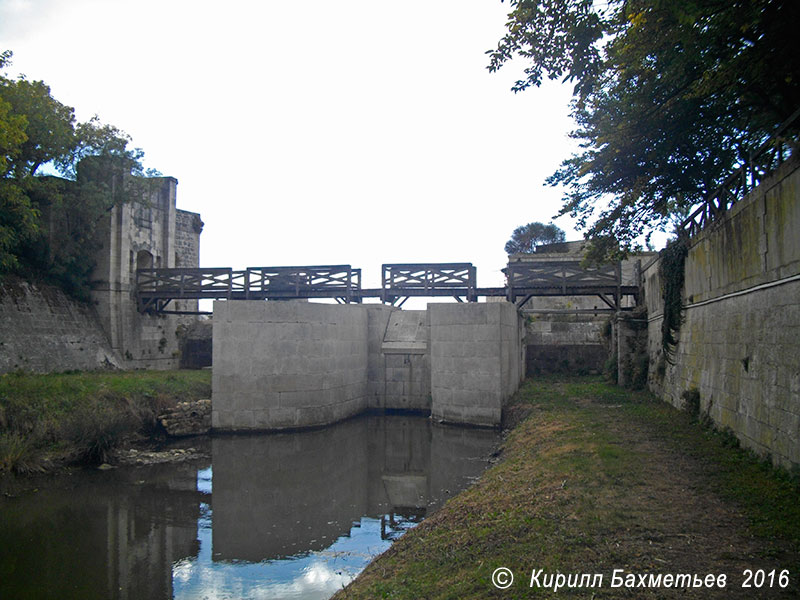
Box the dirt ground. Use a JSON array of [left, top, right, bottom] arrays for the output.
[[569, 401, 796, 597]]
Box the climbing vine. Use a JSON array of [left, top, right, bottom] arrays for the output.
[[659, 235, 689, 361]]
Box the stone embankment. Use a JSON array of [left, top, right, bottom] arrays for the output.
[[158, 399, 211, 437]]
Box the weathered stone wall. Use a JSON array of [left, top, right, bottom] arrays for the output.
[[645, 157, 800, 468], [525, 312, 608, 375], [0, 278, 123, 373], [177, 319, 212, 369], [90, 177, 201, 370], [429, 302, 524, 427], [365, 304, 396, 408], [174, 210, 202, 268], [212, 301, 369, 430]]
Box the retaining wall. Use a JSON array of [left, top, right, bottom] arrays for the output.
[[645, 157, 800, 468], [0, 278, 123, 374]]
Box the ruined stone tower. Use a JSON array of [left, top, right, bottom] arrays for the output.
[[91, 175, 203, 368]]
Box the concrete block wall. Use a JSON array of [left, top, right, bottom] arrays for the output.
[[429, 302, 523, 427], [211, 300, 525, 431], [212, 300, 369, 430], [644, 157, 800, 468]]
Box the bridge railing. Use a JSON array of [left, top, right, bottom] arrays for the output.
[[136, 267, 238, 297], [506, 260, 623, 305], [243, 265, 361, 301], [136, 267, 241, 312], [382, 263, 477, 302]]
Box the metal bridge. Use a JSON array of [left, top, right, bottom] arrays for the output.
[[136, 261, 639, 315]]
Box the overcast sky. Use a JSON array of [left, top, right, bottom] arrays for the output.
[[1, 0, 583, 292]]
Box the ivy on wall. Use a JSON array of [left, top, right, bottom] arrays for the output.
[[659, 236, 689, 361]]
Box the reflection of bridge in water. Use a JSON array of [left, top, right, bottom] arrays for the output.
[[136, 260, 639, 314]]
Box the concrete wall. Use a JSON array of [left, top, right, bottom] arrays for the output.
[[212, 301, 369, 430], [380, 310, 430, 411], [211, 300, 525, 431], [645, 157, 800, 468], [429, 302, 524, 427], [0, 278, 123, 373]]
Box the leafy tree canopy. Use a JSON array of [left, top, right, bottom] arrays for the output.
[[1, 50, 153, 296], [505, 221, 566, 254], [488, 0, 800, 258]]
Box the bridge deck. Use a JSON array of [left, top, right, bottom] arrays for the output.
[[136, 261, 639, 313]]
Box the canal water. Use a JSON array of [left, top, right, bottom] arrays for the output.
[[0, 414, 500, 599]]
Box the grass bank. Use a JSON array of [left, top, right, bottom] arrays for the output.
[[0, 369, 211, 474], [335, 377, 800, 599]]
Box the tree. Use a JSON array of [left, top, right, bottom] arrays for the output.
[[504, 221, 565, 254], [1, 50, 152, 296], [488, 0, 800, 258]]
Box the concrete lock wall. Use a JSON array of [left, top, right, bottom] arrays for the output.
[[429, 302, 524, 427], [644, 156, 800, 468], [212, 300, 525, 431], [212, 300, 369, 430]]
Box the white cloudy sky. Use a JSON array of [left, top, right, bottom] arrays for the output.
[[1, 0, 583, 291]]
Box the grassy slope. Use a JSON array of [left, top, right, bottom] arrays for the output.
[[335, 377, 800, 599], [0, 369, 211, 472]]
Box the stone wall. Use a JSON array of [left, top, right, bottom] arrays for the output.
[[525, 312, 608, 375], [212, 300, 369, 430], [90, 177, 201, 370], [380, 310, 430, 411], [429, 302, 524, 427], [0, 278, 123, 373], [644, 157, 800, 468], [211, 300, 525, 431], [174, 210, 202, 268]]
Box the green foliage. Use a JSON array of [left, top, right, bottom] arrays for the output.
[[659, 236, 689, 360], [504, 220, 565, 254], [0, 50, 156, 297], [489, 1, 800, 254]]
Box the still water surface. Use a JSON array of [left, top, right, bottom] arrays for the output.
[[0, 414, 500, 599]]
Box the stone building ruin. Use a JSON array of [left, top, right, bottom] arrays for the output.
[[91, 175, 203, 369], [0, 169, 203, 373]]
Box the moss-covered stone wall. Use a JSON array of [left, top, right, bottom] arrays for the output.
[[644, 156, 800, 468]]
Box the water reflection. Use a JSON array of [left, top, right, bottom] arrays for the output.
[[0, 414, 498, 600], [0, 461, 204, 599]]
